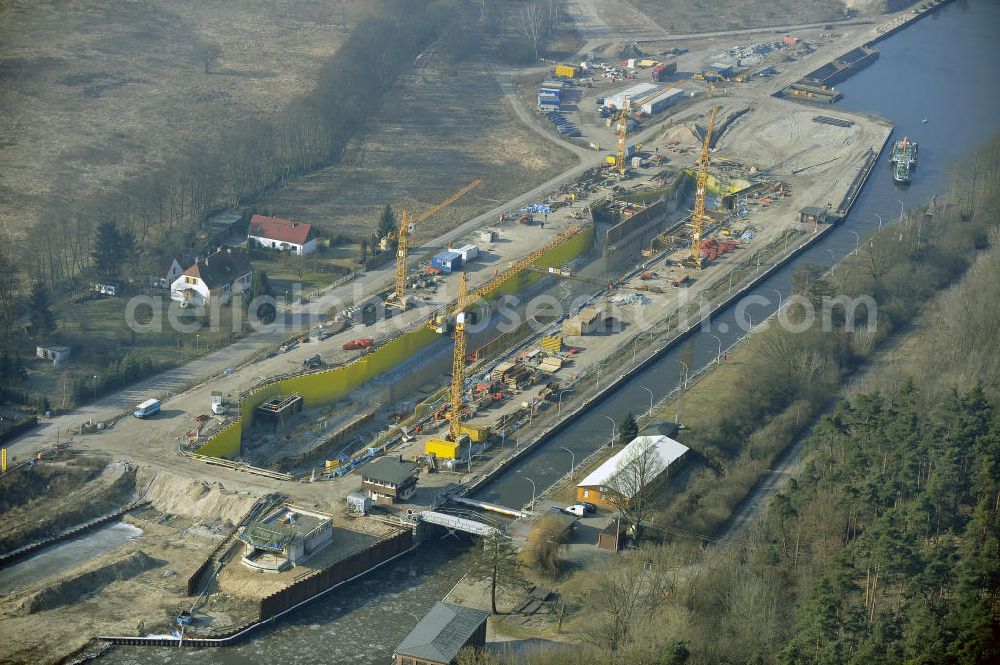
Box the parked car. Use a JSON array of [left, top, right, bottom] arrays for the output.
[[579, 501, 597, 514], [564, 504, 586, 517]]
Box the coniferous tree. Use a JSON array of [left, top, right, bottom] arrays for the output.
[[27, 281, 56, 338]]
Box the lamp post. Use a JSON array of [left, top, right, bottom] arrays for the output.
[[874, 212, 882, 230], [560, 447, 576, 481], [92, 375, 98, 402], [849, 230, 860, 255], [678, 360, 689, 388], [196, 333, 200, 355], [709, 333, 722, 365], [602, 414, 617, 447], [773, 289, 782, 310], [896, 199, 905, 223], [639, 385, 654, 415], [525, 476, 536, 511], [557, 389, 573, 417], [632, 336, 643, 363], [825, 248, 836, 265]]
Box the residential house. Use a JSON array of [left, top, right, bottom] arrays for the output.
[[394, 602, 490, 665], [171, 248, 252, 307], [152, 258, 184, 289], [360, 456, 419, 503], [249, 214, 317, 255], [575, 434, 689, 508]]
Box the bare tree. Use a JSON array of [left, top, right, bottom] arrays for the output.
[[193, 43, 223, 74], [587, 553, 671, 649], [467, 529, 521, 614], [516, 2, 546, 60], [604, 437, 666, 535]]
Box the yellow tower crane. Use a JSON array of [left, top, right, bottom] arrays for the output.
[[685, 105, 718, 269], [435, 224, 585, 440], [388, 179, 483, 309], [448, 272, 469, 442], [615, 96, 632, 176]]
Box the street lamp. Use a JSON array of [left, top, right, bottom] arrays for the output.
[[560, 447, 576, 481], [849, 230, 860, 255], [639, 385, 654, 415], [196, 333, 200, 354], [602, 414, 617, 447], [874, 212, 883, 230], [524, 476, 536, 511], [557, 388, 573, 417], [896, 199, 905, 223], [709, 333, 722, 364], [825, 248, 836, 264], [632, 336, 643, 363], [773, 289, 782, 309], [678, 360, 689, 388], [92, 375, 98, 401]]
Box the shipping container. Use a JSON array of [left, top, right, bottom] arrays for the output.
[[426, 438, 460, 459], [459, 424, 490, 443], [554, 64, 579, 78], [431, 251, 462, 272], [541, 80, 565, 90]]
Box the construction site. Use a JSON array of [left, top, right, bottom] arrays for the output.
[[2, 3, 946, 662]]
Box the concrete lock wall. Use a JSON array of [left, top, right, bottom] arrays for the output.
[[194, 227, 593, 460]]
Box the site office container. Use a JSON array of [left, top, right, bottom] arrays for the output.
[[431, 251, 462, 273], [426, 438, 460, 459], [454, 244, 479, 262]]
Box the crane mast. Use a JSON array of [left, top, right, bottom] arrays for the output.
[[688, 105, 718, 269], [449, 272, 469, 442], [616, 96, 632, 176], [389, 179, 482, 308]]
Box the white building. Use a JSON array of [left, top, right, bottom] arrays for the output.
[[249, 214, 317, 255], [576, 435, 689, 506], [604, 82, 660, 109], [170, 248, 252, 307]]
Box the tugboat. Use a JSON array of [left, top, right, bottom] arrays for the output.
[[889, 136, 918, 184]]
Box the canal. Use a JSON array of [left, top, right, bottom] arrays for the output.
[[102, 1, 999, 662]]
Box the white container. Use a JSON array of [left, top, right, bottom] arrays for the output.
[[455, 244, 479, 261]]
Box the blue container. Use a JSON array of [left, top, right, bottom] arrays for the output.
[[431, 251, 463, 272]]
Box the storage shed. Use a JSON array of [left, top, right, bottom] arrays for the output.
[[431, 251, 463, 273], [639, 88, 684, 114], [394, 602, 490, 665]]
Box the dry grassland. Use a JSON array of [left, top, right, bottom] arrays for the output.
[[0, 0, 360, 236], [627, 0, 847, 33], [255, 43, 576, 242]]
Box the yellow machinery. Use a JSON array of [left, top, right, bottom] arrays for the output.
[[388, 179, 482, 309], [615, 96, 632, 176], [685, 105, 718, 269], [449, 272, 470, 442]]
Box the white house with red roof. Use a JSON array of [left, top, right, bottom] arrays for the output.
[[248, 214, 317, 255], [171, 248, 252, 307]]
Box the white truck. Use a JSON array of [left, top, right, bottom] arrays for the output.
[[211, 392, 225, 415]]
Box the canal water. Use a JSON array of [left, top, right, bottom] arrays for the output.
[[0, 522, 142, 596], [102, 1, 999, 662]]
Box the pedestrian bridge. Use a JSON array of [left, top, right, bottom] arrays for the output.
[[415, 511, 500, 538]]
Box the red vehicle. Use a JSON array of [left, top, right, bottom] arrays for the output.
[[671, 275, 691, 288], [342, 338, 374, 351]]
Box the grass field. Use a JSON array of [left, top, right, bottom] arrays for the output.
[[0, 0, 360, 236], [255, 42, 576, 243], [626, 0, 847, 33]]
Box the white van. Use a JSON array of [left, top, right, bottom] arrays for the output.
[[564, 504, 586, 517]]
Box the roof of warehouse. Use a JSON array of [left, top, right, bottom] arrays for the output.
[[577, 435, 689, 496], [395, 602, 490, 663]]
